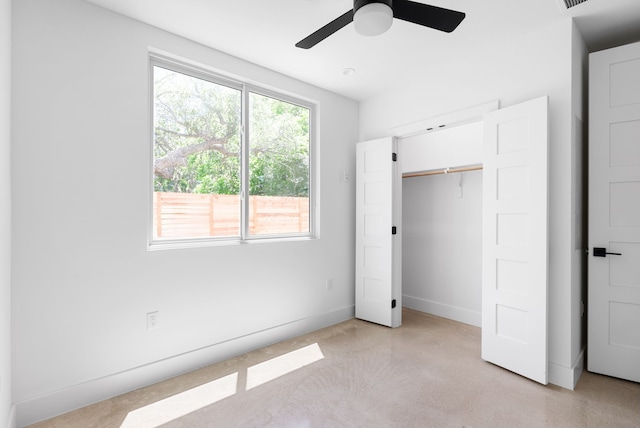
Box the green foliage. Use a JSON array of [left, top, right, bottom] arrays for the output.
[[153, 67, 310, 197], [248, 93, 309, 197]]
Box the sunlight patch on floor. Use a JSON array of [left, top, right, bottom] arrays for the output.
[[119, 343, 324, 427], [246, 343, 325, 390], [119, 372, 238, 428]]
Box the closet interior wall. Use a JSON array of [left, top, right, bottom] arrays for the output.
[[400, 122, 484, 327]]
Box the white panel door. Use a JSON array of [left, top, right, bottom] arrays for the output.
[[355, 137, 402, 328], [482, 96, 549, 384], [588, 41, 640, 382]]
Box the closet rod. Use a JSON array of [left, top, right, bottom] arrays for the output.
[[402, 164, 483, 179]]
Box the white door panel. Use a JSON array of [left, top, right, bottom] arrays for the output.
[[589, 41, 640, 382], [482, 96, 549, 385], [355, 137, 402, 327]]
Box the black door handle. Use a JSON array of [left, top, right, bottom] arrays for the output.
[[593, 247, 622, 257]]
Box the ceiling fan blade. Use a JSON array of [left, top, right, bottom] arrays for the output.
[[394, 0, 465, 33], [295, 10, 354, 49]]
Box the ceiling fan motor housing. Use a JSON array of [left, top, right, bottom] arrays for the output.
[[353, 0, 394, 36], [354, 0, 393, 13]]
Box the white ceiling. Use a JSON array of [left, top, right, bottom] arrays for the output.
[[83, 0, 640, 101]]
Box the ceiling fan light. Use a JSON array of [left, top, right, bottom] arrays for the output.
[[353, 3, 393, 37]]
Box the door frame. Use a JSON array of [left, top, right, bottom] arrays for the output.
[[387, 101, 499, 324], [389, 101, 499, 139]]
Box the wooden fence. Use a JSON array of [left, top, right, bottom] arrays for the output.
[[153, 192, 309, 238]]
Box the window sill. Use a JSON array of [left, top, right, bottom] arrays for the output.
[[147, 234, 316, 251]]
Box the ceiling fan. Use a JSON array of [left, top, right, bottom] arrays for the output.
[[295, 0, 466, 49]]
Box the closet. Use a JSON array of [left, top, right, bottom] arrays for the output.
[[401, 121, 484, 328], [356, 96, 550, 384]]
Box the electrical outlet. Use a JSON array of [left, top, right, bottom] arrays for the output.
[[147, 311, 159, 330]]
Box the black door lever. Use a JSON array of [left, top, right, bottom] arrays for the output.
[[593, 247, 622, 257]]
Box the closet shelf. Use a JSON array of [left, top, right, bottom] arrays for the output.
[[402, 164, 483, 179]]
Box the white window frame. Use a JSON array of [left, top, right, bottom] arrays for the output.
[[148, 53, 317, 250]]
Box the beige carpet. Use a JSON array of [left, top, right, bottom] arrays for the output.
[[29, 309, 640, 427]]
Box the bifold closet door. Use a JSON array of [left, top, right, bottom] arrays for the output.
[[355, 137, 402, 328], [482, 96, 549, 385]]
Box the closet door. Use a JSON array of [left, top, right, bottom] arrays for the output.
[[481, 96, 549, 384], [355, 137, 402, 327]]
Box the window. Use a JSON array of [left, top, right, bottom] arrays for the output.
[[150, 56, 314, 247]]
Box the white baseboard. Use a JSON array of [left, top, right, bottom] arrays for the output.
[[403, 295, 481, 327], [6, 404, 16, 428], [549, 347, 584, 390], [15, 306, 354, 427]]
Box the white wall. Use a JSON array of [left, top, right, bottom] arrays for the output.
[[1, 0, 12, 426], [361, 19, 583, 389], [402, 171, 483, 326], [11, 0, 358, 425]]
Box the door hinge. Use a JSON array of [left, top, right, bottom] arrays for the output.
[[391, 299, 397, 309], [392, 152, 397, 162], [392, 226, 397, 235]]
